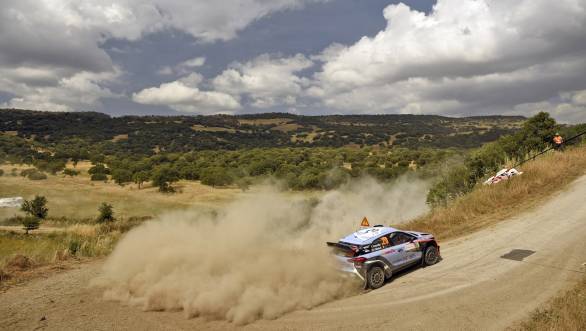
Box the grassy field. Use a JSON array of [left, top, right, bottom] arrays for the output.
[[403, 144, 586, 240], [511, 276, 586, 331], [0, 161, 242, 221]]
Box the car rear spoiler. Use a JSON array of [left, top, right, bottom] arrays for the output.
[[326, 241, 356, 251]]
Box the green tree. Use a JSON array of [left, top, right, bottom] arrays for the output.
[[20, 196, 48, 233], [151, 165, 179, 192], [111, 168, 133, 186], [89, 163, 110, 175], [96, 202, 114, 223], [91, 173, 108, 181], [133, 170, 150, 189], [200, 167, 233, 187]]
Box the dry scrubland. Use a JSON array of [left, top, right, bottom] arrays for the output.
[[404, 144, 586, 240], [0, 161, 241, 220], [1, 144, 585, 327], [510, 277, 586, 331], [0, 161, 242, 285]]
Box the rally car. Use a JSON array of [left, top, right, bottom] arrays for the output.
[[327, 226, 440, 289]]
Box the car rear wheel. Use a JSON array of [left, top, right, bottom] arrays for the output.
[[366, 266, 385, 289], [422, 245, 440, 266]]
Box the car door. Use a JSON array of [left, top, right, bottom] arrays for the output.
[[385, 232, 417, 268]]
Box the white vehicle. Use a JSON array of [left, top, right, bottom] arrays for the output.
[[483, 168, 523, 185], [0, 197, 24, 208]]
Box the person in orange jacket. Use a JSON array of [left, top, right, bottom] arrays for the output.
[[553, 132, 564, 150]]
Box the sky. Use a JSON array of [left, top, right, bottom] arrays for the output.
[[0, 0, 585, 122]]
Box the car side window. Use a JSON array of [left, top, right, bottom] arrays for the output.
[[370, 235, 391, 252], [389, 232, 414, 246]]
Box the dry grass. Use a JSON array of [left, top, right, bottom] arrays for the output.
[[111, 134, 129, 142], [510, 276, 586, 331], [271, 123, 302, 132], [191, 124, 237, 133], [0, 163, 242, 220], [238, 118, 293, 126], [403, 144, 586, 240], [0, 223, 122, 267]]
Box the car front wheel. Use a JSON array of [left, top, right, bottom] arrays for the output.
[[422, 245, 440, 266], [366, 266, 386, 289]]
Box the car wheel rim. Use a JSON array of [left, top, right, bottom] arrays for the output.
[[371, 270, 384, 286], [426, 248, 437, 264]]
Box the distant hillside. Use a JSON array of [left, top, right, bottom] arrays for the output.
[[0, 109, 525, 153]]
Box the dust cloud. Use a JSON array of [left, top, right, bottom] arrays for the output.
[[94, 176, 429, 324]]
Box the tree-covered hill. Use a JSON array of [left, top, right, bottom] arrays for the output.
[[0, 109, 524, 154]]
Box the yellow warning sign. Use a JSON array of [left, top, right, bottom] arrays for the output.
[[360, 217, 370, 227]]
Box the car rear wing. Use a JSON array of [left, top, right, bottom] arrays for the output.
[[327, 241, 360, 257]]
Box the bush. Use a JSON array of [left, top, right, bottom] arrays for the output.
[[28, 171, 48, 180], [427, 112, 560, 206], [91, 173, 108, 181], [20, 168, 48, 180], [68, 238, 82, 255], [21, 216, 40, 234], [21, 195, 48, 220], [63, 168, 79, 177], [88, 163, 110, 175], [0, 169, 4, 176], [96, 203, 114, 223]]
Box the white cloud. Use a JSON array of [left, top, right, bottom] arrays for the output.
[[0, 70, 121, 112], [308, 0, 586, 121], [133, 73, 241, 114], [213, 54, 314, 108], [158, 57, 206, 76], [513, 89, 586, 124], [0, 0, 326, 112]]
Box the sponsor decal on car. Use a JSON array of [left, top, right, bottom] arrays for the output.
[[404, 242, 420, 252]]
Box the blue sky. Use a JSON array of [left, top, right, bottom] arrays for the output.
[[0, 0, 585, 122]]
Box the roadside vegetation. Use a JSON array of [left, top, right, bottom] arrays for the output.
[[0, 211, 147, 286], [403, 143, 586, 240], [512, 276, 586, 331]]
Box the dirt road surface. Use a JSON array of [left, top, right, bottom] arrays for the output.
[[2, 176, 586, 330]]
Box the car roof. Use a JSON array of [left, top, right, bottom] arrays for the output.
[[339, 226, 398, 245]]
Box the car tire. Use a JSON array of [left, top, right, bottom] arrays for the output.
[[366, 266, 386, 289], [422, 245, 440, 267]]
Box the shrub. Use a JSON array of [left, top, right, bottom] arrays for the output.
[[21, 216, 40, 234], [90, 173, 108, 181], [28, 171, 48, 180], [88, 163, 110, 175], [0, 169, 4, 176], [63, 168, 79, 177], [96, 203, 114, 223], [21, 195, 48, 220], [20, 168, 48, 180], [68, 238, 82, 255], [427, 112, 560, 206]]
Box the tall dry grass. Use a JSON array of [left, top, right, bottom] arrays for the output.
[[511, 276, 586, 331], [0, 218, 147, 274], [403, 144, 586, 240]]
